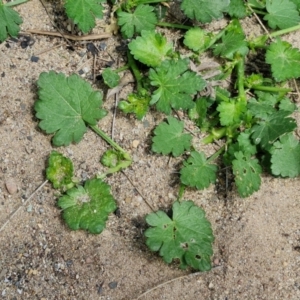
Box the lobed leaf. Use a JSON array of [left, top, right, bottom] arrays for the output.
[[117, 5, 157, 38], [145, 200, 214, 271], [225, 0, 247, 18], [217, 99, 246, 126], [180, 151, 218, 190], [57, 178, 117, 234], [35, 71, 107, 146], [152, 116, 192, 157], [232, 151, 262, 198], [64, 0, 105, 33], [251, 111, 297, 150], [183, 27, 212, 52], [264, 0, 300, 29], [0, 1, 22, 42], [270, 133, 300, 177], [128, 30, 173, 67], [180, 0, 230, 23], [213, 19, 248, 59], [149, 58, 206, 114], [266, 38, 300, 81], [102, 68, 120, 88]]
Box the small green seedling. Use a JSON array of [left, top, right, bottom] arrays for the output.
[[46, 151, 77, 191], [35, 71, 131, 233], [46, 151, 116, 234]]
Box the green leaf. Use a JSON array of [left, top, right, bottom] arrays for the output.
[[46, 151, 75, 191], [101, 149, 123, 168], [248, 0, 265, 9], [128, 30, 173, 67], [264, 0, 300, 29], [145, 200, 214, 271], [251, 111, 297, 149], [225, 0, 247, 18], [149, 58, 206, 114], [118, 90, 150, 120], [270, 133, 300, 177], [117, 5, 157, 38], [102, 68, 120, 88], [35, 71, 107, 146], [266, 38, 300, 81], [98, 149, 131, 178], [279, 97, 297, 112], [224, 131, 257, 165], [188, 97, 208, 128], [217, 99, 246, 126], [183, 27, 212, 52], [213, 20, 248, 59], [247, 92, 277, 119], [152, 116, 192, 157], [290, 0, 300, 9], [64, 0, 105, 33], [180, 151, 218, 189], [244, 74, 264, 88], [57, 178, 117, 234], [180, 0, 230, 23], [0, 1, 22, 42], [232, 151, 262, 197]]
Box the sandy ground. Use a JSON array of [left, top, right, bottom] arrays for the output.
[[1, 1, 300, 299]]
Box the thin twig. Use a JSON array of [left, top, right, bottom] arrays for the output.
[[20, 30, 112, 41], [121, 171, 155, 212], [38, 0, 73, 48], [248, 5, 273, 41], [111, 92, 119, 140], [0, 180, 48, 233], [135, 265, 223, 299], [34, 43, 62, 56]]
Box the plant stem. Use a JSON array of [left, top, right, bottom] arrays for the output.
[[115, 65, 129, 73], [4, 0, 28, 6], [177, 184, 186, 202], [235, 55, 246, 102], [202, 127, 227, 144], [249, 8, 266, 15], [90, 125, 129, 155], [270, 24, 300, 37], [156, 22, 192, 30], [246, 84, 292, 93], [206, 27, 227, 50], [252, 24, 300, 49], [207, 145, 226, 163], [216, 90, 230, 103], [127, 51, 143, 92]]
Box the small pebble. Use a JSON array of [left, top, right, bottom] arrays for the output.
[[5, 178, 18, 194], [208, 282, 214, 289], [83, 66, 90, 73], [27, 204, 32, 212], [132, 140, 140, 148], [108, 281, 118, 289], [30, 56, 39, 63]]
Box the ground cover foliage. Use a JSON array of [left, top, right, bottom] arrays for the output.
[[2, 0, 300, 271]]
